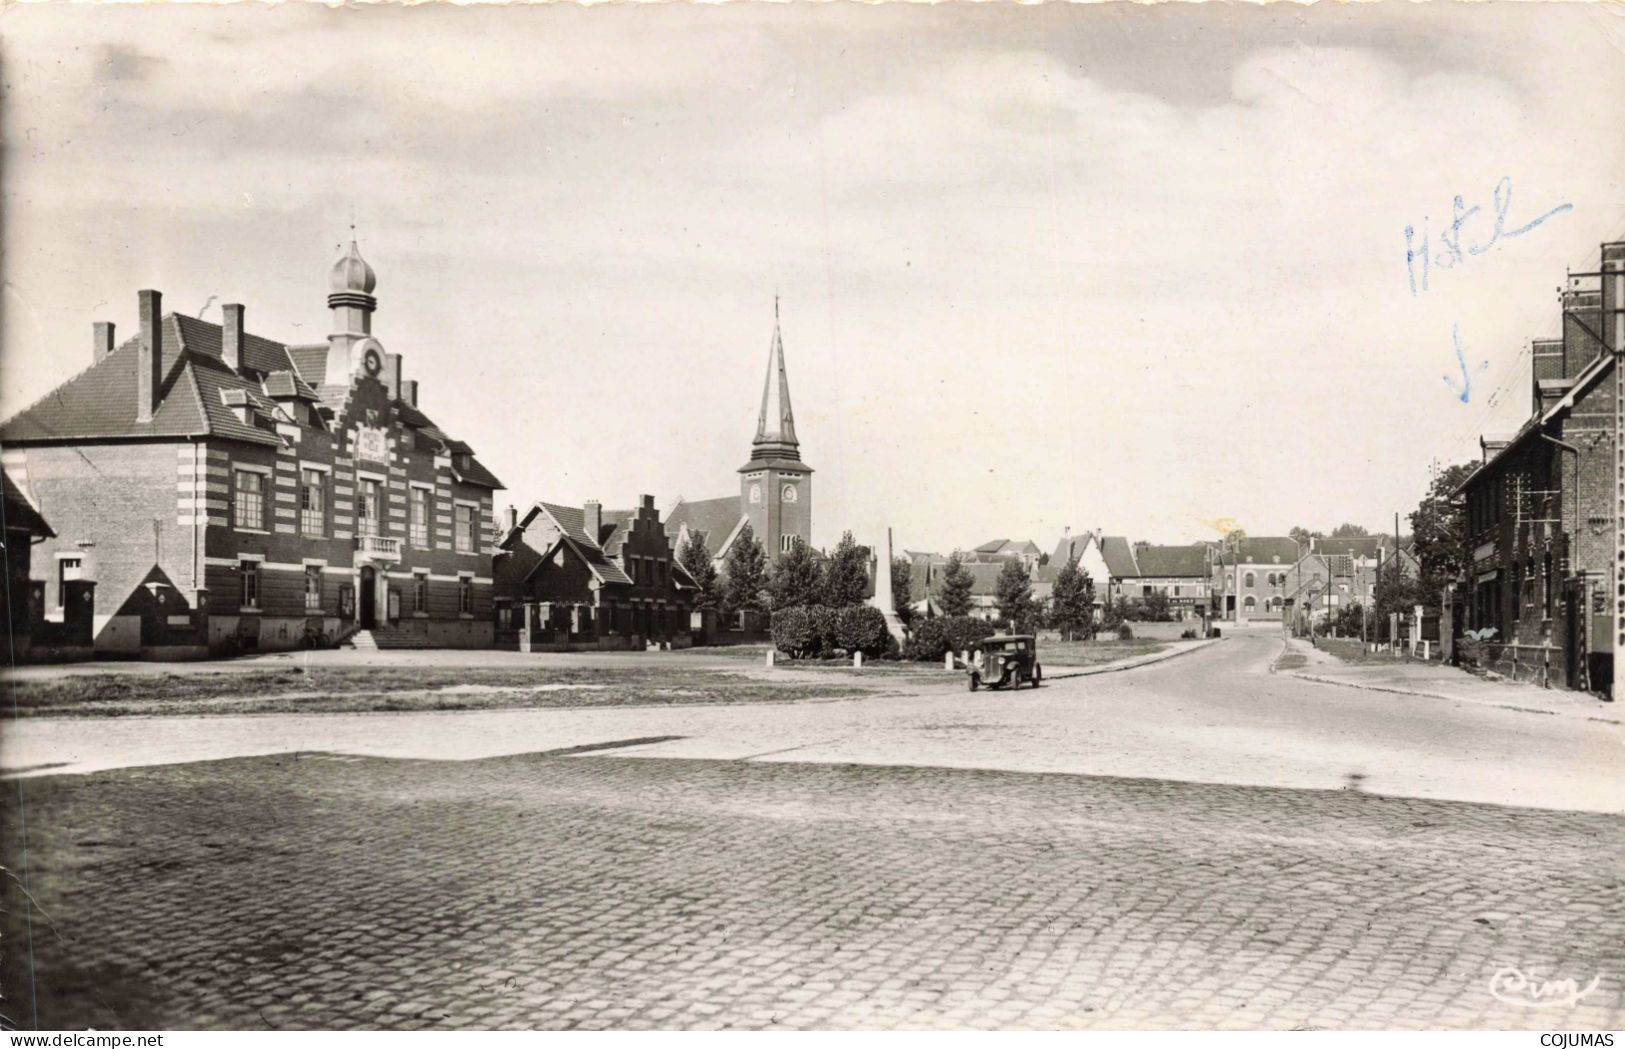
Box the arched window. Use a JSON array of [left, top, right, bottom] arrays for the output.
[[1243, 596, 1257, 612], [1244, 571, 1256, 588]]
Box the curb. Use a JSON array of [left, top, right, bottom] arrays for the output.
[[1277, 666, 1616, 722], [1043, 637, 1224, 681]]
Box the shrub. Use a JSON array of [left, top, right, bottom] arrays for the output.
[[1180, 629, 1197, 640], [1116, 623, 1134, 641], [809, 605, 840, 656], [902, 617, 951, 661], [943, 616, 996, 657], [770, 606, 816, 658], [900, 615, 995, 662], [836, 605, 891, 657]]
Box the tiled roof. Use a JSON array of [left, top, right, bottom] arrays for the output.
[[3, 310, 501, 488], [664, 496, 744, 554], [538, 502, 633, 586], [3, 470, 53, 537], [261, 370, 318, 401], [1132, 544, 1210, 578], [1098, 536, 1139, 579], [1050, 533, 1094, 568], [450, 454, 503, 491], [1222, 537, 1302, 566], [0, 317, 265, 445], [1311, 536, 1384, 559], [597, 510, 636, 556], [285, 344, 330, 387], [174, 314, 294, 377]]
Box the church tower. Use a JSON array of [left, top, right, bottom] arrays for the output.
[[739, 299, 813, 560]]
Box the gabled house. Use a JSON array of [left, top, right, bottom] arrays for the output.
[[1211, 537, 1304, 622], [1094, 537, 1211, 618], [962, 538, 1043, 570], [0, 243, 502, 655], [496, 495, 698, 650]]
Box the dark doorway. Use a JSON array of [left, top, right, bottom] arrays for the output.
[[360, 566, 376, 629]]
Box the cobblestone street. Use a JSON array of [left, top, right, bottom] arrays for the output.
[[6, 747, 1623, 1030]]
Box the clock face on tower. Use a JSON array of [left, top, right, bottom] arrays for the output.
[[362, 348, 383, 377], [782, 484, 798, 503], [748, 484, 762, 504]]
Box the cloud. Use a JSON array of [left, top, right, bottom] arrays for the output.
[[3, 4, 1624, 551]]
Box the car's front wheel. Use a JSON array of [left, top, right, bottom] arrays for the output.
[[1032, 664, 1042, 689], [968, 674, 980, 692]]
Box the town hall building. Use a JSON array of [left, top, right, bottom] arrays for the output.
[[665, 301, 813, 571], [0, 241, 503, 655]]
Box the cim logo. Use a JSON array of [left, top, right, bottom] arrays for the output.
[[1489, 967, 1604, 1010]]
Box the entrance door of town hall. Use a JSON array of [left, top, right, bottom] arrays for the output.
[[360, 566, 376, 629]]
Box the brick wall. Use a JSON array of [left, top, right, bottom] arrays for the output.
[[6, 442, 196, 646]]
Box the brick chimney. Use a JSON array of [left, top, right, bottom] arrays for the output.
[[504, 505, 518, 532], [402, 379, 418, 407], [137, 289, 163, 423], [385, 353, 403, 401], [583, 500, 602, 543], [1603, 241, 1625, 359], [93, 321, 115, 363], [222, 303, 244, 373]]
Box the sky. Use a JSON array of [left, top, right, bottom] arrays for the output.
[[3, 3, 1625, 555]]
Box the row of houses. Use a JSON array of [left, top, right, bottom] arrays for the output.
[[905, 530, 1418, 627], [2, 243, 810, 659], [1452, 240, 1625, 692]]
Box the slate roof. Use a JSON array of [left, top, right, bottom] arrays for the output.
[[1, 311, 502, 489], [2, 471, 53, 538], [1132, 544, 1210, 578], [973, 538, 1040, 556], [664, 496, 745, 554]]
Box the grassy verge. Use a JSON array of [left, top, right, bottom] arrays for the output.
[[1039, 639, 1170, 667], [5, 665, 872, 718]]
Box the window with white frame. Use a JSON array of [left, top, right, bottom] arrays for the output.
[[57, 557, 82, 609], [300, 468, 326, 536], [241, 560, 260, 609], [413, 572, 428, 614], [233, 469, 265, 530], [304, 565, 322, 610], [357, 478, 381, 534], [409, 487, 430, 547], [458, 576, 472, 615], [454, 504, 474, 553]]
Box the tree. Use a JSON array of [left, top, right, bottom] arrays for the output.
[[1288, 526, 1319, 545], [1049, 557, 1096, 641], [720, 523, 769, 619], [677, 532, 719, 612], [1224, 528, 1248, 548], [890, 556, 916, 629], [1409, 461, 1476, 604], [1330, 522, 1371, 538], [822, 531, 870, 608], [1142, 590, 1172, 622], [995, 559, 1038, 631], [769, 537, 824, 611], [937, 554, 974, 617]]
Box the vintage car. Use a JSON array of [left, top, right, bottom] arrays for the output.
[[967, 634, 1041, 691]]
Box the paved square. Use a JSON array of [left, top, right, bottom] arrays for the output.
[[5, 750, 1622, 1030]]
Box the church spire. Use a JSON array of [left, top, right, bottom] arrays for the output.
[[752, 296, 800, 460]]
